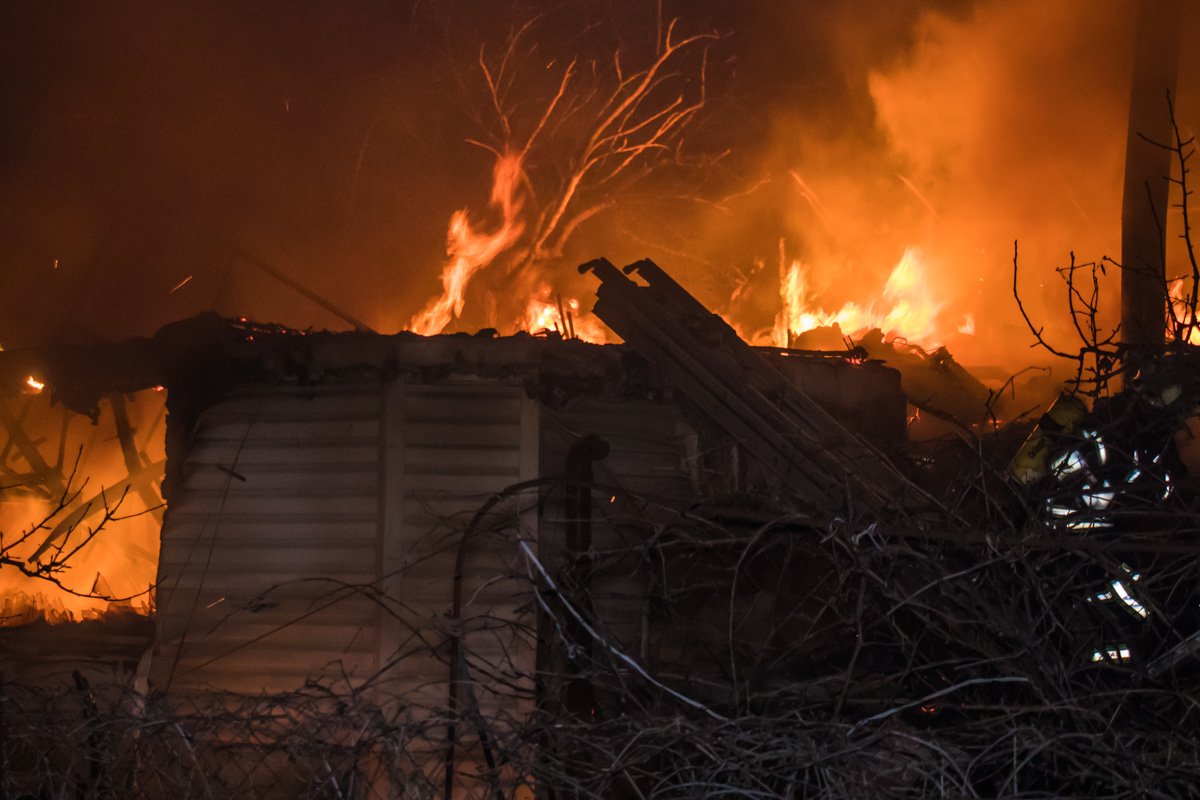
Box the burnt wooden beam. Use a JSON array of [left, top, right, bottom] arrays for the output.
[[28, 458, 166, 562], [0, 398, 65, 498], [0, 397, 35, 470], [580, 257, 941, 516], [108, 393, 164, 514]]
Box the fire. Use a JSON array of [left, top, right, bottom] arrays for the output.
[[408, 153, 526, 336], [523, 292, 573, 337], [773, 248, 942, 347], [521, 285, 611, 343], [1167, 278, 1200, 345], [1, 389, 164, 625], [408, 152, 616, 344], [24, 376, 45, 394]]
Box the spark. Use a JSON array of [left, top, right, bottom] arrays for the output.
[[895, 172, 940, 219], [788, 171, 832, 229], [169, 274, 194, 294]]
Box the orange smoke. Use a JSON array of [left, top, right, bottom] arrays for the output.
[[408, 153, 526, 336], [704, 0, 1169, 368]]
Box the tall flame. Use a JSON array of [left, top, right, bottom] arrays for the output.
[[408, 153, 526, 336], [408, 152, 615, 343], [773, 248, 942, 347]]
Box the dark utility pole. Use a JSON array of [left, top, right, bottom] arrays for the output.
[[1120, 0, 1181, 367]]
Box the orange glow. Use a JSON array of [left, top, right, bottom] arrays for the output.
[[521, 285, 611, 343], [408, 153, 619, 343], [1168, 278, 1200, 345], [1, 389, 164, 625], [409, 153, 526, 336], [24, 376, 45, 394], [772, 248, 943, 347]]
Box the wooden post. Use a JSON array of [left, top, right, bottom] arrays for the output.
[[1120, 0, 1182, 367]]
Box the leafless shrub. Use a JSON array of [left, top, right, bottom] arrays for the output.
[[5, 471, 1200, 798]]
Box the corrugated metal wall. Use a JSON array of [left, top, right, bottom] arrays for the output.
[[150, 371, 709, 798], [153, 384, 385, 693], [378, 379, 538, 721], [153, 378, 538, 708]]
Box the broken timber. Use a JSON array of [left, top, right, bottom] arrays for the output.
[[580, 257, 937, 515]]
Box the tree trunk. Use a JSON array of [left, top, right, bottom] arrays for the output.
[[1120, 0, 1181, 365]]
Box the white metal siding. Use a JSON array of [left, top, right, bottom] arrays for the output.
[[153, 378, 538, 721], [379, 380, 538, 720], [152, 385, 384, 693]]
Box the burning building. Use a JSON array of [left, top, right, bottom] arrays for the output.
[[3, 1, 1200, 797], [0, 266, 917, 793]]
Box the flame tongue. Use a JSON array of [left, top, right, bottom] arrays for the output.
[[408, 153, 526, 336], [774, 248, 943, 347], [881, 248, 939, 342], [408, 151, 613, 344]]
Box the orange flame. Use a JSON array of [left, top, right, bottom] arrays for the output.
[[521, 285, 611, 343], [773, 248, 942, 347], [1168, 278, 1200, 345], [408, 153, 526, 336], [24, 376, 45, 394], [1, 389, 164, 625]]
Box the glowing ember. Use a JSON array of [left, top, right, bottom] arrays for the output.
[[409, 153, 526, 336], [773, 248, 943, 347], [24, 375, 45, 393]]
